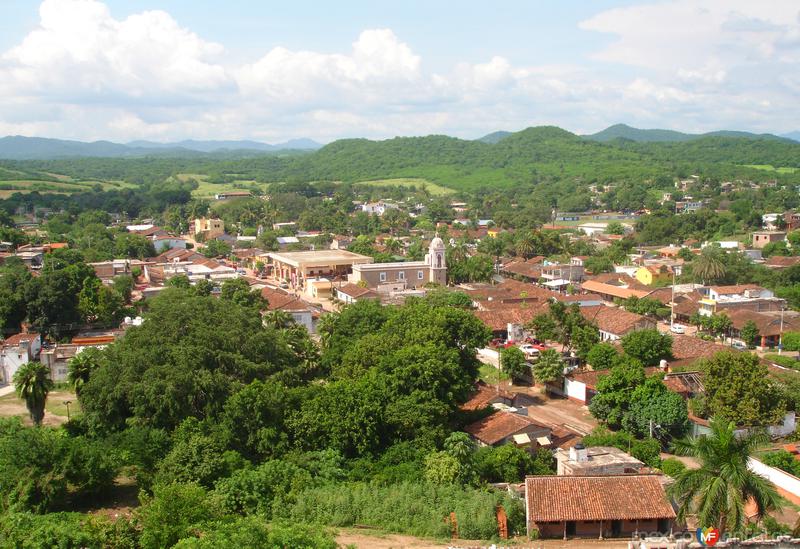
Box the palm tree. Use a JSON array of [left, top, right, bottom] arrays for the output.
[[693, 247, 726, 285], [13, 362, 54, 427], [515, 232, 536, 259], [669, 417, 779, 534], [67, 347, 101, 396]]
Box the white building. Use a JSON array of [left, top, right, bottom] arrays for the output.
[[361, 201, 399, 216], [1, 333, 42, 385]]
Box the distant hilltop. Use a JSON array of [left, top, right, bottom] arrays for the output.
[[0, 136, 322, 160]]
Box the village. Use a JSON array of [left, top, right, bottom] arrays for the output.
[[3, 185, 800, 547]]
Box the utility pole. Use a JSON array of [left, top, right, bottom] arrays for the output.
[[670, 270, 676, 332], [779, 304, 785, 355]]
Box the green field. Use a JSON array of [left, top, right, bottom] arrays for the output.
[[355, 177, 455, 196], [174, 174, 267, 199], [0, 178, 137, 197], [743, 164, 798, 174]]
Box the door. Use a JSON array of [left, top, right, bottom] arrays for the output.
[[566, 521, 576, 537], [611, 520, 622, 537]]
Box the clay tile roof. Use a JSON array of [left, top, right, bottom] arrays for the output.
[[580, 306, 654, 336], [336, 283, 379, 299], [460, 381, 514, 411], [464, 411, 549, 446], [501, 261, 543, 279], [261, 287, 310, 311], [473, 305, 548, 331], [724, 309, 797, 337], [765, 256, 800, 268], [1, 332, 39, 347], [668, 334, 730, 367], [525, 475, 676, 523], [580, 280, 650, 300], [709, 284, 764, 295]]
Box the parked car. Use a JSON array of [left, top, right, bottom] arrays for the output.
[[490, 338, 515, 349], [670, 324, 686, 334], [731, 341, 747, 350], [518, 344, 541, 358]]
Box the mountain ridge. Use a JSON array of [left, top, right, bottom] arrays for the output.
[[584, 123, 790, 143], [0, 135, 322, 160]]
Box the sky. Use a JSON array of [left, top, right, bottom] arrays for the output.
[[0, 0, 798, 143]]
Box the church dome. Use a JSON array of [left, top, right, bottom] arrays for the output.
[[429, 236, 445, 249]]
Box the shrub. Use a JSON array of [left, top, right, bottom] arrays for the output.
[[660, 458, 686, 478], [288, 481, 525, 539]]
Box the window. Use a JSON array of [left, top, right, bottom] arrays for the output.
[[418, 270, 424, 280], [398, 271, 405, 281], [379, 272, 386, 282]]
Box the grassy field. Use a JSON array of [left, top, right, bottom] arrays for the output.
[[743, 164, 799, 174], [355, 178, 455, 196], [174, 173, 267, 199], [0, 178, 137, 196], [0, 389, 80, 426]]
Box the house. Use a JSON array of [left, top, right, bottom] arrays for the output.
[[524, 475, 676, 539], [153, 235, 187, 252], [698, 285, 784, 316], [785, 212, 800, 231], [193, 218, 225, 239], [580, 306, 656, 341], [765, 256, 800, 270], [348, 237, 447, 289], [460, 381, 515, 412], [1, 332, 42, 385], [126, 224, 168, 238], [500, 259, 544, 282], [634, 265, 672, 286], [464, 410, 552, 449], [214, 191, 252, 200], [39, 342, 110, 382], [361, 201, 399, 216], [752, 231, 786, 249], [261, 287, 318, 333], [89, 259, 149, 284], [541, 263, 584, 283], [725, 309, 798, 349], [555, 444, 644, 476], [580, 274, 650, 303], [335, 283, 379, 304]]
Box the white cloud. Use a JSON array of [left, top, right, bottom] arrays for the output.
[[0, 0, 799, 141]]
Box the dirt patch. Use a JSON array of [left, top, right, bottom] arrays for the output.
[[0, 390, 78, 426], [336, 530, 635, 548]]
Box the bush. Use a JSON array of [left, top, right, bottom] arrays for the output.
[[783, 332, 800, 352], [288, 481, 525, 539], [0, 512, 137, 549], [137, 483, 220, 549], [173, 518, 337, 549], [760, 450, 800, 477], [213, 460, 312, 517], [660, 458, 686, 478]]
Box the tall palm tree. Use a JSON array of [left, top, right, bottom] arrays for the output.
[[67, 347, 101, 396], [13, 362, 54, 427], [693, 247, 726, 285], [669, 417, 778, 534], [515, 232, 535, 259]]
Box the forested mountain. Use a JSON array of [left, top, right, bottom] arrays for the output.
[[476, 131, 513, 144], [0, 136, 321, 159], [585, 123, 788, 143], [783, 131, 800, 143], [4, 125, 800, 193]]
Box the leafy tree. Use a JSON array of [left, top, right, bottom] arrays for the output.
[[500, 346, 529, 381], [0, 258, 31, 335], [740, 320, 760, 349], [13, 363, 53, 427], [782, 332, 800, 352], [699, 351, 787, 426], [586, 343, 618, 370], [709, 313, 733, 340], [79, 289, 310, 432], [621, 375, 689, 440], [202, 239, 232, 259], [220, 278, 266, 310], [584, 256, 614, 274], [660, 457, 686, 478], [571, 324, 600, 361], [582, 427, 661, 467], [213, 459, 312, 516], [588, 356, 646, 428], [533, 349, 563, 385], [473, 445, 554, 482], [620, 329, 672, 366], [670, 417, 779, 534]]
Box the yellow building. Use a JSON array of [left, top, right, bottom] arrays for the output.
[[635, 265, 672, 286], [193, 218, 225, 239]]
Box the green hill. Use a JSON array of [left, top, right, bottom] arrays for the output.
[[476, 131, 513, 144], [585, 124, 694, 143]]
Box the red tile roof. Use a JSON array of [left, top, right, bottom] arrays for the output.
[[525, 475, 676, 523], [580, 305, 655, 336], [474, 306, 547, 331], [460, 381, 514, 411], [464, 411, 549, 445], [336, 283, 379, 299], [1, 332, 39, 347], [581, 279, 650, 300]]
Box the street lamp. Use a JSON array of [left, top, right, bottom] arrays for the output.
[[63, 400, 72, 421]]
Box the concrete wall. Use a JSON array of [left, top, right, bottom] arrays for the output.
[[534, 519, 666, 539], [749, 457, 800, 505], [564, 378, 587, 403]]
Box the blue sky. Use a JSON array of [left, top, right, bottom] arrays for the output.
[[0, 0, 798, 142]]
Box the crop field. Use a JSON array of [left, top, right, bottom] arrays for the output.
[[743, 164, 798, 174], [0, 177, 137, 197], [355, 177, 455, 196]]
